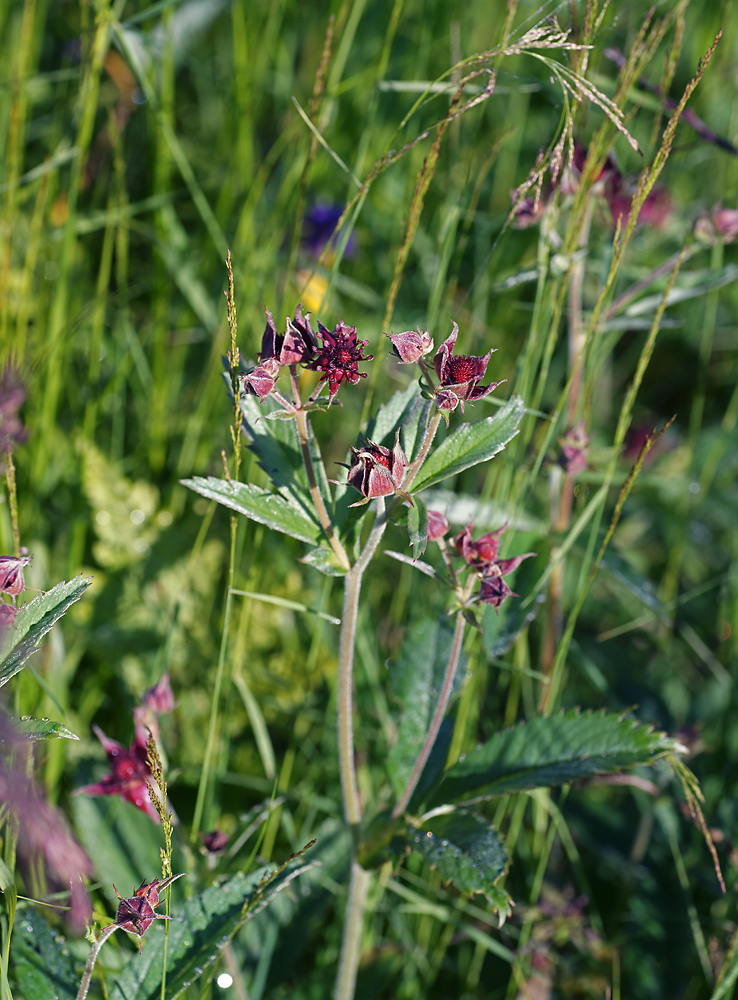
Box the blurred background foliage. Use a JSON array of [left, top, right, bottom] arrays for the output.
[[2, 0, 738, 996]]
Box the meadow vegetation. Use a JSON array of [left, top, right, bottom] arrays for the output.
[[1, 0, 738, 997]]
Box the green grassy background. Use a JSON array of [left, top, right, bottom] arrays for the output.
[[2, 0, 738, 996]]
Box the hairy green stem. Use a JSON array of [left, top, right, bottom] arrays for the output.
[[76, 924, 119, 1000], [334, 498, 388, 1000], [291, 367, 351, 572], [334, 860, 370, 1000], [391, 609, 465, 821]]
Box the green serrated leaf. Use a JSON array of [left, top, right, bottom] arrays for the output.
[[407, 496, 428, 559], [109, 857, 313, 1000], [8, 718, 79, 741], [428, 709, 682, 807], [407, 810, 511, 921], [388, 618, 465, 798], [411, 396, 525, 493], [11, 908, 78, 1000], [299, 545, 347, 577], [0, 576, 91, 688], [180, 477, 322, 545]]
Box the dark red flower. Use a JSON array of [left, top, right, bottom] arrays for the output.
[[433, 323, 504, 414], [76, 725, 159, 821], [453, 522, 535, 612], [345, 433, 407, 506], [112, 875, 183, 950], [386, 328, 434, 365], [454, 523, 505, 566], [478, 573, 515, 610], [0, 554, 31, 596], [306, 320, 373, 402]]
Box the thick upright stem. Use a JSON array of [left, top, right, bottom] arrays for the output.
[[391, 609, 466, 821], [334, 499, 388, 1000], [334, 861, 370, 1000]]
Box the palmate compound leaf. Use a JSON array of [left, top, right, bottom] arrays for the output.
[[427, 709, 684, 809], [0, 576, 92, 688], [110, 852, 314, 1000], [405, 810, 512, 924], [180, 477, 322, 546], [411, 395, 525, 494]]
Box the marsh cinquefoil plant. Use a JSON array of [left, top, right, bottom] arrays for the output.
[[182, 269, 693, 1000]]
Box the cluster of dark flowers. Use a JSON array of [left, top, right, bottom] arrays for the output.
[[240, 306, 374, 405], [426, 514, 536, 611], [76, 675, 175, 820]]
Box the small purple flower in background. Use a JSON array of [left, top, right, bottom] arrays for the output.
[[433, 323, 505, 415], [0, 367, 29, 463], [345, 433, 407, 507], [0, 553, 31, 597], [559, 420, 590, 476], [112, 875, 184, 951], [202, 829, 229, 854], [454, 522, 536, 612], [695, 206, 738, 245], [302, 204, 357, 260], [306, 320, 373, 403], [133, 673, 175, 746], [386, 328, 434, 365]]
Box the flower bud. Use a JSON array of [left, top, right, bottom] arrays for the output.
[[426, 510, 449, 542], [386, 328, 434, 365], [239, 365, 276, 400], [0, 554, 30, 596], [346, 433, 407, 506]]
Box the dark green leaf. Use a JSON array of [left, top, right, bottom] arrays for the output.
[[411, 396, 525, 493], [0, 577, 91, 688], [428, 709, 682, 806], [180, 477, 322, 545], [109, 855, 314, 1000], [407, 810, 511, 921], [12, 909, 78, 1000], [388, 618, 465, 798], [8, 718, 79, 741], [407, 496, 428, 559]]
